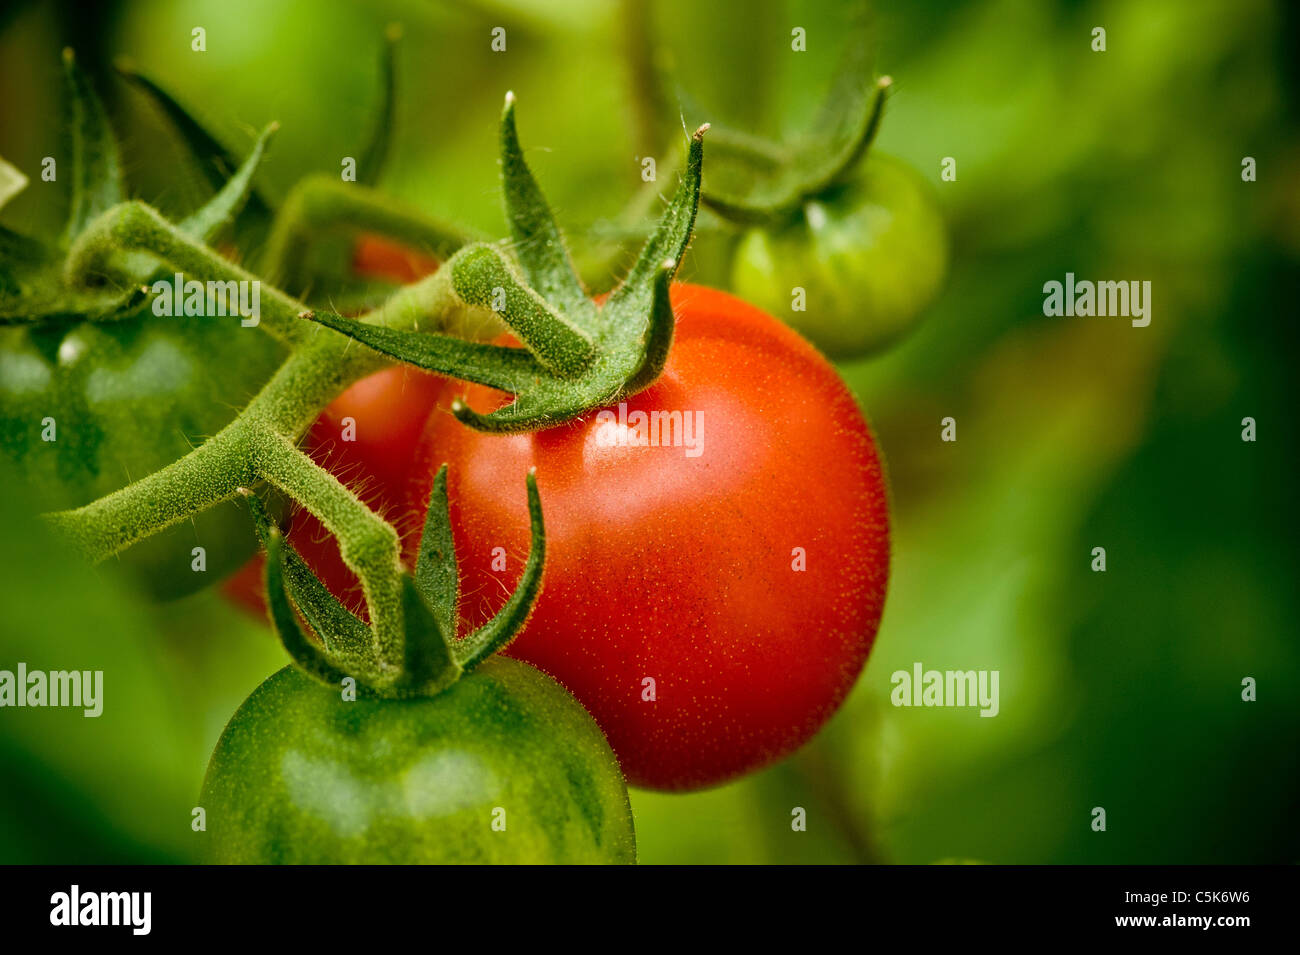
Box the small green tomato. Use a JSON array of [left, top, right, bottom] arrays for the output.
[[200, 658, 636, 864], [730, 154, 947, 358]]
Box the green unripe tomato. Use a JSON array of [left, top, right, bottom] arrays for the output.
[[730, 153, 947, 358], [0, 306, 283, 599], [200, 658, 637, 864]]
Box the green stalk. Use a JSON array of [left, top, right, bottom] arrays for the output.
[[48, 244, 463, 659], [262, 175, 482, 291], [64, 200, 308, 344]]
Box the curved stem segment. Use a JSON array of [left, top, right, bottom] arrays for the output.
[[65, 199, 307, 343], [253, 429, 405, 671], [46, 263, 461, 659], [262, 174, 482, 292]]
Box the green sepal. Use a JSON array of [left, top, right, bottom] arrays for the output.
[[413, 464, 459, 638], [0, 226, 56, 300], [307, 98, 706, 433], [246, 492, 379, 673], [700, 77, 889, 225], [245, 467, 546, 700], [178, 122, 278, 242], [357, 24, 401, 187], [249, 494, 373, 691], [1, 108, 275, 326], [60, 49, 124, 246], [305, 311, 543, 394], [115, 58, 274, 222], [0, 223, 138, 326], [393, 576, 462, 697], [695, 10, 890, 225], [454, 468, 546, 671], [499, 92, 591, 316], [279, 542, 372, 660], [264, 532, 359, 689]]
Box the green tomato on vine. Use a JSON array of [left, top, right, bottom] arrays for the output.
[[730, 153, 947, 358], [696, 50, 948, 359], [201, 658, 635, 864]]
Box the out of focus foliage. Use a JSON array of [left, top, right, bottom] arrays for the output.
[[1, 0, 1296, 862]]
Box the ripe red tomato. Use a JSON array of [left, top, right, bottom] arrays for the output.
[[406, 285, 890, 790], [352, 233, 441, 285]]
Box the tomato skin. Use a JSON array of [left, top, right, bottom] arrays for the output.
[[730, 154, 947, 358], [352, 233, 440, 285], [200, 657, 636, 863], [409, 285, 890, 790], [0, 309, 284, 599]]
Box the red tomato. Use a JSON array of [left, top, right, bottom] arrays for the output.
[[352, 233, 441, 285], [406, 285, 891, 790]]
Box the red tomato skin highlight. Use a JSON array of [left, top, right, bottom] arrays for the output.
[[409, 284, 890, 791]]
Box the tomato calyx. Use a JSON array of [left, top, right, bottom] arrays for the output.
[[302, 92, 709, 433], [244, 465, 545, 700], [694, 17, 892, 228], [0, 50, 276, 327]]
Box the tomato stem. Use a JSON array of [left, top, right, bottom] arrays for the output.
[[41, 92, 702, 680], [45, 265, 464, 658], [262, 175, 481, 294], [64, 199, 308, 343]]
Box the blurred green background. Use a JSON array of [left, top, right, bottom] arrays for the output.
[[1, 0, 1297, 863]]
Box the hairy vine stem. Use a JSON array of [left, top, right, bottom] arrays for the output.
[[262, 174, 482, 293], [38, 79, 703, 668], [48, 196, 469, 659]]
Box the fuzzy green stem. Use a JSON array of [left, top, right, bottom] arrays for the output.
[[43, 420, 258, 561], [448, 244, 595, 377], [47, 265, 460, 565], [262, 174, 481, 291], [64, 200, 307, 343], [253, 429, 405, 671], [46, 263, 464, 671]]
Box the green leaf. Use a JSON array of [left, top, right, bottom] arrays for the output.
[[60, 49, 124, 245], [413, 464, 459, 639]]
